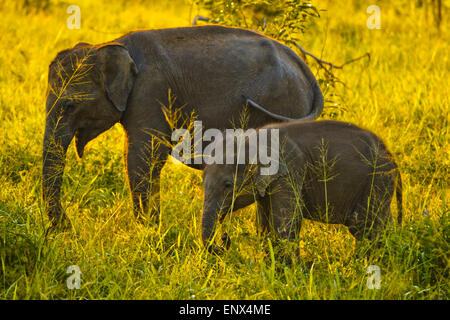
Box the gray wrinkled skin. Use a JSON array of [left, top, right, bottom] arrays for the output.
[[201, 120, 402, 255], [42, 25, 323, 225]]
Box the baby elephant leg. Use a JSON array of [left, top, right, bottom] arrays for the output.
[[256, 199, 271, 236], [260, 183, 302, 263], [347, 178, 395, 249]]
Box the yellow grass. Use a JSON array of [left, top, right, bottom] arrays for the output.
[[0, 0, 448, 299]]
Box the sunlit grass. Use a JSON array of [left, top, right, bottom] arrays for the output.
[[0, 0, 448, 299]]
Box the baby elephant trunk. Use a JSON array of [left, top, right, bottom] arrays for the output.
[[201, 203, 231, 254], [42, 121, 74, 226]]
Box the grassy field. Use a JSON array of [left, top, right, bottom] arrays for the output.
[[0, 0, 448, 299]]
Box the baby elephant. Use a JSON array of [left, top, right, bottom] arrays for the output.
[[201, 120, 402, 254]]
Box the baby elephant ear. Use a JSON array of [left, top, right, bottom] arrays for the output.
[[254, 137, 303, 197], [95, 43, 138, 112], [254, 162, 288, 197]]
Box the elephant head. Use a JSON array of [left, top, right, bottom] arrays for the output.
[[42, 42, 138, 225], [200, 129, 298, 254], [201, 163, 255, 254]]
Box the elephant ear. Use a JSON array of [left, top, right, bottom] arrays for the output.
[[254, 137, 304, 197], [95, 43, 138, 112]]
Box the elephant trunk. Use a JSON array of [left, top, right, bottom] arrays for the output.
[[201, 201, 231, 254], [42, 121, 73, 226]]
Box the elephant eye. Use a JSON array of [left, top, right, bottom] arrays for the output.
[[224, 180, 233, 189]]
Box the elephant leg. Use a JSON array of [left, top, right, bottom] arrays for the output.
[[125, 135, 170, 223], [272, 204, 302, 242], [347, 180, 394, 248], [260, 181, 302, 262], [256, 198, 271, 235], [269, 181, 302, 241]]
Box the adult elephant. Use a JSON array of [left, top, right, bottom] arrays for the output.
[[42, 25, 323, 226]]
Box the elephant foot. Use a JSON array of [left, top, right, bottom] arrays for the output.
[[205, 233, 231, 256], [47, 213, 72, 233], [135, 210, 160, 226]]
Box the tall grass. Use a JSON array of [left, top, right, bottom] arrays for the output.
[[0, 0, 448, 299]]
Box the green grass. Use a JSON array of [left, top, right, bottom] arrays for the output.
[[0, 0, 448, 299]]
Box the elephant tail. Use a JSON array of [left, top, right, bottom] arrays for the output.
[[244, 91, 322, 122], [396, 171, 403, 226]]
